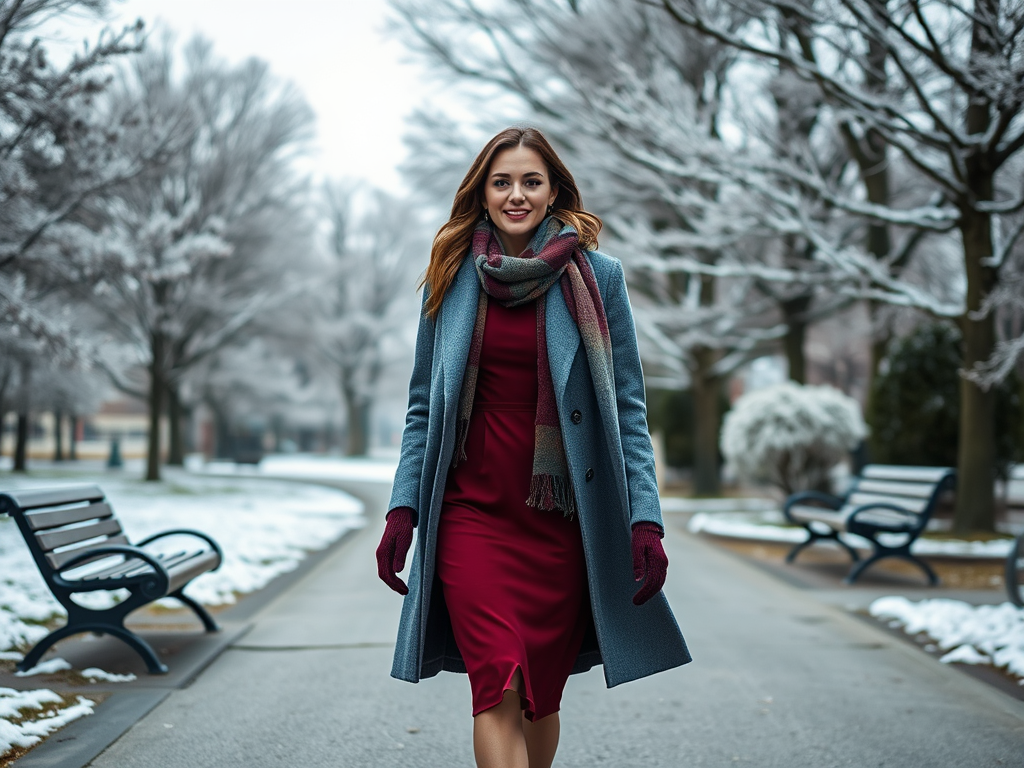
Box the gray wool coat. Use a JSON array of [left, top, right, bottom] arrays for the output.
[[387, 248, 691, 688]]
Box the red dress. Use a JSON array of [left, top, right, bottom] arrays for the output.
[[436, 297, 590, 721]]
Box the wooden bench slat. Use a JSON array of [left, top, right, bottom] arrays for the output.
[[1, 485, 105, 511], [167, 550, 221, 594], [46, 535, 131, 570], [860, 465, 952, 482], [76, 550, 189, 582], [35, 518, 123, 553], [854, 479, 938, 499], [787, 505, 849, 526], [26, 502, 115, 532], [847, 492, 928, 514]]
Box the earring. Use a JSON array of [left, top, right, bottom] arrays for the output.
[[547, 204, 554, 214], [483, 209, 489, 222]]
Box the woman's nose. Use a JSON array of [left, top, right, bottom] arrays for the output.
[[509, 184, 526, 202]]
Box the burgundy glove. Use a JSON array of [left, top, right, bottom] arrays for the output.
[[376, 507, 414, 595], [631, 522, 668, 606]]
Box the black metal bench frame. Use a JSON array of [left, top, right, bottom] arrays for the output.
[[0, 484, 223, 674], [1007, 533, 1024, 608], [782, 466, 956, 585]]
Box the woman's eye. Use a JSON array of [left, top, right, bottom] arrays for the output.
[[493, 180, 508, 187]]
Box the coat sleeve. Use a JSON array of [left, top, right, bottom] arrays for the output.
[[387, 288, 436, 527], [604, 259, 664, 531]]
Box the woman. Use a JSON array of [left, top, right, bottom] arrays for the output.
[[376, 127, 690, 768]]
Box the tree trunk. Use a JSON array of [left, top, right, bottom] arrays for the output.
[[69, 414, 79, 460], [53, 408, 64, 462], [954, 205, 998, 533], [14, 413, 28, 472], [781, 293, 811, 384], [167, 383, 184, 467], [691, 346, 721, 496], [953, 2, 1000, 533], [343, 381, 370, 457], [146, 333, 165, 482], [13, 360, 31, 473]]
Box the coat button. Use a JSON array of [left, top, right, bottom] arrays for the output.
[[571, 409, 582, 424], [585, 468, 594, 482]]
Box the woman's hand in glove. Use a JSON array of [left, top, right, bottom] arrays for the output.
[[631, 521, 668, 606], [376, 507, 415, 595]]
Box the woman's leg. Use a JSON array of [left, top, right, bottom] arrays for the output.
[[522, 712, 560, 768], [473, 670, 529, 768]]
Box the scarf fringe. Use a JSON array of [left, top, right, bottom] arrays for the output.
[[527, 473, 578, 519]]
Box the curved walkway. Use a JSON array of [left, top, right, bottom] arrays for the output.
[[70, 477, 1024, 767]]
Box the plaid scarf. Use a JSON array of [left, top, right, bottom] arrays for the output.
[[452, 216, 614, 519]]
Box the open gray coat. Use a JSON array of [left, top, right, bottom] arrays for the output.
[[387, 249, 691, 688]]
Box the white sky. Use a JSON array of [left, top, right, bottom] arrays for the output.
[[48, 0, 432, 192]]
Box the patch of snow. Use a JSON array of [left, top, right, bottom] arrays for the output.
[[14, 658, 71, 677], [0, 689, 94, 754], [939, 644, 991, 665], [686, 510, 1014, 558], [869, 597, 1024, 681], [203, 453, 399, 484], [661, 497, 776, 514], [80, 668, 136, 683]]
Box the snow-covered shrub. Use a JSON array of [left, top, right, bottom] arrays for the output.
[[720, 382, 867, 495]]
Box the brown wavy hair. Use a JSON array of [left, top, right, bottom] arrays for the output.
[[420, 126, 602, 320]]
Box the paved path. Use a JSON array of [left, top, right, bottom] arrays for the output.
[[84, 482, 1024, 767]]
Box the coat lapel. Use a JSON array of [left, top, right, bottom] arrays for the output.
[[441, 256, 480, 409], [545, 285, 581, 397]]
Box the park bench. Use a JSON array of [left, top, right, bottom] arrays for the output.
[[0, 484, 223, 674], [1002, 464, 1024, 607], [782, 465, 955, 585]]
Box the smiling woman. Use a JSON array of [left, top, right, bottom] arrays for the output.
[[375, 126, 690, 768]]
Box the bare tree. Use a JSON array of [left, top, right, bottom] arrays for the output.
[[650, 0, 1024, 530], [317, 184, 425, 456], [82, 34, 315, 481]]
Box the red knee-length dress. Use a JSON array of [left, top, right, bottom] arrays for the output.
[[436, 296, 590, 721]]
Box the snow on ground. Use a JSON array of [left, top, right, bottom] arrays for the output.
[[685, 509, 1016, 558], [0, 688, 95, 755], [203, 453, 400, 483], [0, 471, 365, 654], [869, 597, 1024, 682]]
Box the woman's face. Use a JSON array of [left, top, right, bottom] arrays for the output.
[[483, 145, 558, 256]]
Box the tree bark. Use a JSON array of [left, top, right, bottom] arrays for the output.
[[342, 380, 370, 457], [167, 383, 184, 466], [69, 414, 78, 460], [954, 205, 998, 532], [13, 360, 31, 473], [146, 332, 165, 482], [53, 408, 64, 462], [691, 346, 722, 496], [781, 294, 811, 384]]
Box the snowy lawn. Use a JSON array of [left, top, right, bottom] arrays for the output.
[[0, 688, 95, 758], [869, 597, 1024, 683], [0, 471, 365, 654]]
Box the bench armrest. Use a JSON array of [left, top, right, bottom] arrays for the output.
[[847, 502, 923, 531], [136, 529, 223, 571], [55, 545, 171, 596], [783, 491, 845, 523]]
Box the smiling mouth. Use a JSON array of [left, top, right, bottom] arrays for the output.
[[503, 209, 530, 220]]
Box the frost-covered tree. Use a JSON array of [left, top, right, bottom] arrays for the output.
[[81, 35, 315, 481], [0, 1, 151, 355], [317, 184, 425, 456], [654, 0, 1024, 530], [721, 381, 867, 495]]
